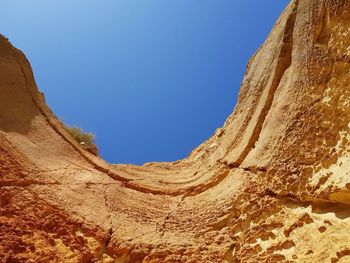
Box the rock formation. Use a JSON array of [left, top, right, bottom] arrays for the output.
[[1, 0, 350, 262]]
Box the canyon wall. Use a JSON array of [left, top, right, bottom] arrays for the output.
[[1, 0, 350, 262]]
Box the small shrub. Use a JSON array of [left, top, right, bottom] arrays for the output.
[[64, 125, 99, 156]]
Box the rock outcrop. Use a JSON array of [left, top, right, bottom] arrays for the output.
[[2, 0, 350, 262]]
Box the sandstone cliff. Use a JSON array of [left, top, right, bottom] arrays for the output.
[[1, 0, 350, 262]]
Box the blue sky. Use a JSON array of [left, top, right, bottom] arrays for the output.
[[1, 0, 290, 164]]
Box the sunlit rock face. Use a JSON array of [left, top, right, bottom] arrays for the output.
[[2, 0, 350, 262]]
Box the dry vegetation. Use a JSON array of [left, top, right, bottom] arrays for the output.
[[65, 125, 99, 155]]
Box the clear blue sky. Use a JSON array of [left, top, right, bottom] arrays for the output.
[[1, 0, 290, 164]]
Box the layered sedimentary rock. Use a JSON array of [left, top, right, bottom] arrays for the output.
[[2, 0, 350, 262]]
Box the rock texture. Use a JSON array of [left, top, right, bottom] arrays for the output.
[[1, 0, 350, 262]]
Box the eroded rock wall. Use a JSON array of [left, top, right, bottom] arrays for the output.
[[1, 0, 350, 262]]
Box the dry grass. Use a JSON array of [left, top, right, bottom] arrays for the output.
[[65, 125, 99, 156]]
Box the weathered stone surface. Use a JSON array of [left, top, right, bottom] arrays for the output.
[[1, 0, 350, 262]]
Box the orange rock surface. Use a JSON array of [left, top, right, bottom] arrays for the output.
[[2, 0, 350, 262]]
